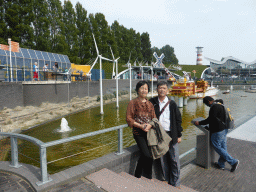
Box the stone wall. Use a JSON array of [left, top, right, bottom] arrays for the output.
[[0, 79, 149, 110], [0, 82, 23, 110]]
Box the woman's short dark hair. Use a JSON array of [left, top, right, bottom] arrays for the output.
[[135, 81, 150, 94], [157, 81, 168, 89]]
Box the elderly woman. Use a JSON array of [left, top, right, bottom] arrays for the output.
[[126, 81, 156, 179]]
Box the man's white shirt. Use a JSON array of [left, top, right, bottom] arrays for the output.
[[158, 96, 170, 131]]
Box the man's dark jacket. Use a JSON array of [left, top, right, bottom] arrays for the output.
[[199, 103, 226, 133], [149, 96, 183, 144]]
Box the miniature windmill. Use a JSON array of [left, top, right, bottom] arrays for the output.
[[153, 52, 165, 68]]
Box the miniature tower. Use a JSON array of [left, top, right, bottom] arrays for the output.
[[196, 47, 203, 65]]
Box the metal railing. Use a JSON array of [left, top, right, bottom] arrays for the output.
[[0, 124, 127, 186], [0, 123, 197, 186]]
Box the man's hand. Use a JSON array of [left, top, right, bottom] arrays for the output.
[[194, 121, 199, 126], [177, 137, 182, 143]]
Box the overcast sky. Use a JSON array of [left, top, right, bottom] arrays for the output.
[[63, 0, 256, 65]]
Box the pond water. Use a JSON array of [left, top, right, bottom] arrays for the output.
[[1, 88, 256, 174]]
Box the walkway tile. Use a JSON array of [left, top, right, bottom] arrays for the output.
[[228, 116, 256, 142], [181, 138, 256, 192]]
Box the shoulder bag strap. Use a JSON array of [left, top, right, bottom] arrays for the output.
[[159, 100, 171, 117]]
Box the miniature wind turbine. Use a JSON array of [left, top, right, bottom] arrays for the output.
[[109, 46, 120, 108], [87, 34, 112, 114]]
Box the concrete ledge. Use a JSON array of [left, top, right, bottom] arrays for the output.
[[22, 81, 71, 85], [0, 145, 140, 192]]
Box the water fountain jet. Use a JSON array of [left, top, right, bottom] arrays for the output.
[[58, 118, 71, 132]]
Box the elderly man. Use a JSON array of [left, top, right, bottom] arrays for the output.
[[149, 81, 183, 188]]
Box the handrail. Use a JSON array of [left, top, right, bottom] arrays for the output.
[[0, 132, 44, 146], [0, 124, 128, 186], [0, 122, 197, 186], [42, 124, 128, 148]]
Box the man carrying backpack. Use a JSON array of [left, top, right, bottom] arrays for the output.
[[194, 96, 239, 172]]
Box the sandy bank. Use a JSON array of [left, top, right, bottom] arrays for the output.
[[0, 92, 157, 133]]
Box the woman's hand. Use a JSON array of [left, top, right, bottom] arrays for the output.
[[143, 124, 152, 132]]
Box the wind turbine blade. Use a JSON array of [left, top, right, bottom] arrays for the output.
[[101, 56, 112, 62], [88, 56, 99, 73], [92, 33, 99, 55], [116, 57, 120, 61], [128, 52, 131, 63], [109, 46, 115, 60]]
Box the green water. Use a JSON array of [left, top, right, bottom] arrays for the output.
[[1, 89, 256, 173]]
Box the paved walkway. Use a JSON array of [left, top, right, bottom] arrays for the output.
[[1, 116, 256, 192]]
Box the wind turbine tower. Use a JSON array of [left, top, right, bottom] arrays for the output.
[[196, 47, 203, 65]]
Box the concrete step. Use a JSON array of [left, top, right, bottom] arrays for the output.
[[119, 172, 172, 192], [86, 168, 151, 192], [86, 168, 198, 192], [151, 178, 198, 192], [120, 172, 197, 192]]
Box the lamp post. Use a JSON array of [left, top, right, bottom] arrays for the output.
[[8, 38, 13, 82]]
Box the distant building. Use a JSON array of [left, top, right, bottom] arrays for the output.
[[203, 56, 256, 78], [0, 40, 71, 81]]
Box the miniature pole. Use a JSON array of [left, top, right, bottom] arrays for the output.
[[151, 65, 153, 98], [100, 56, 104, 114], [116, 60, 119, 108], [129, 63, 132, 100]]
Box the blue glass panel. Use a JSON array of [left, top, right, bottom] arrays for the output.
[[16, 57, 24, 68], [0, 49, 7, 56], [53, 53, 61, 62], [48, 53, 55, 61], [13, 50, 23, 58], [24, 58, 32, 69], [20, 48, 30, 58], [62, 63, 67, 70], [41, 51, 50, 61], [60, 55, 65, 62], [0, 55, 7, 65], [38, 60, 44, 70], [50, 61, 55, 70], [35, 50, 44, 60], [28, 49, 37, 59], [63, 55, 71, 63]]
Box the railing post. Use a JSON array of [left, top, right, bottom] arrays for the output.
[[36, 146, 52, 186], [116, 128, 124, 155], [9, 136, 22, 168]]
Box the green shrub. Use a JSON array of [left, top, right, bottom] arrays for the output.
[[103, 94, 115, 100], [97, 96, 100, 102]]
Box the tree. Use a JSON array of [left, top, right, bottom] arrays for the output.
[[89, 13, 100, 59], [151, 46, 160, 61], [5, 0, 34, 48], [95, 13, 109, 58], [0, 0, 7, 44], [33, 0, 50, 51], [111, 21, 123, 61], [62, 0, 79, 63], [160, 45, 178, 65], [47, 0, 65, 53], [75, 2, 92, 64], [134, 32, 143, 63], [140, 32, 152, 63]]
